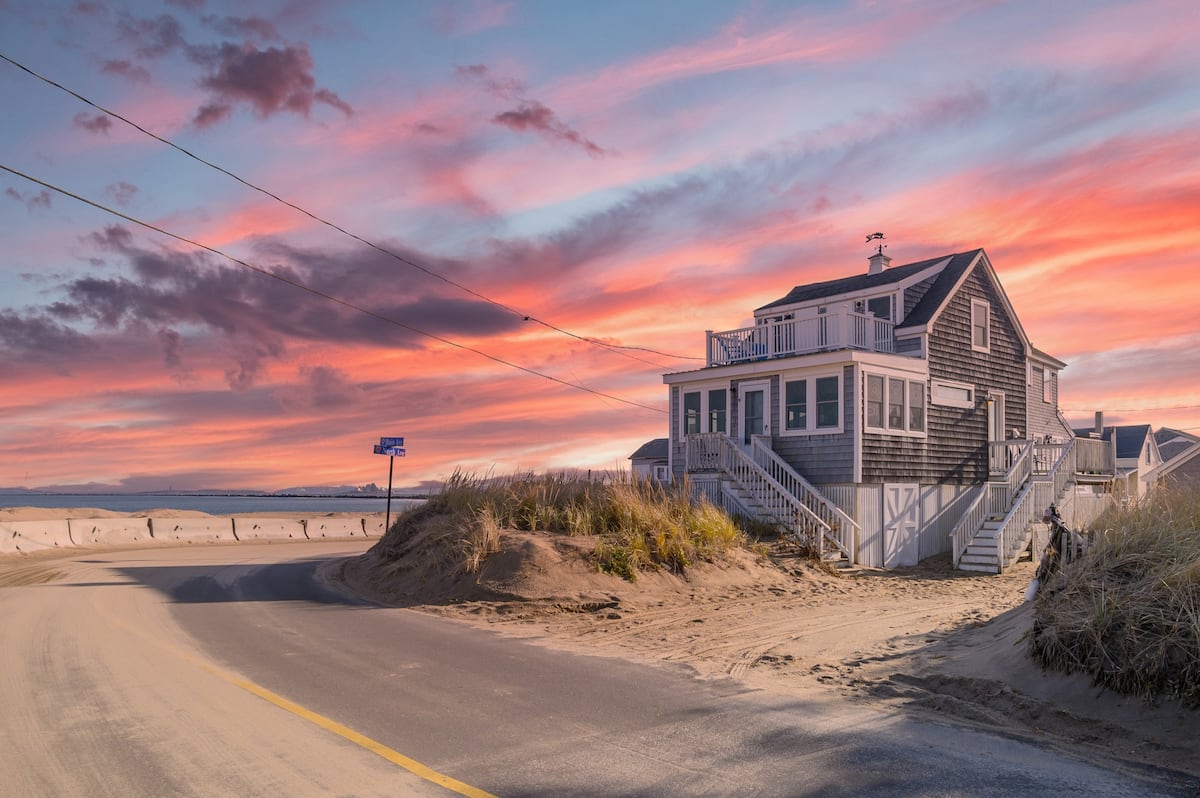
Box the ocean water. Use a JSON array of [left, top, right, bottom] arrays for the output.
[[0, 494, 425, 516]]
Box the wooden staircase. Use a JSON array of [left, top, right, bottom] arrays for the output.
[[952, 441, 1078, 573], [685, 433, 859, 565]]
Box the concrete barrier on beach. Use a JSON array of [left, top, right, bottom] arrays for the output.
[[0, 520, 74, 553], [71, 517, 155, 547], [304, 518, 367, 539], [231, 517, 307, 541], [149, 517, 237, 544]]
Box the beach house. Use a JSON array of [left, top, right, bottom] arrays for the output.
[[663, 247, 1115, 571]]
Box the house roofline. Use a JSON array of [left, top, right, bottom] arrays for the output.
[[1145, 439, 1200, 481], [920, 249, 1034, 359]]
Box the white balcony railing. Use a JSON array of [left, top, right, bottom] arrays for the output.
[[707, 311, 895, 366]]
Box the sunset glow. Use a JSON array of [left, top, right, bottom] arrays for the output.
[[2, 1, 1198, 492]]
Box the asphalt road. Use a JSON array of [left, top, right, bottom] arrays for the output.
[[1, 541, 1193, 797]]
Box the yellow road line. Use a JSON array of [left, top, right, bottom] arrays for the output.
[[95, 596, 497, 798]]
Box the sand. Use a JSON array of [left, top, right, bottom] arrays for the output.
[[7, 506, 1195, 783], [339, 531, 1200, 785]]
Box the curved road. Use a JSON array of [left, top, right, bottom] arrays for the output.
[[0, 541, 1192, 797]]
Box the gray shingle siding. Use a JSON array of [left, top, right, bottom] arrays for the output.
[[924, 262, 1027, 483], [903, 274, 938, 320]]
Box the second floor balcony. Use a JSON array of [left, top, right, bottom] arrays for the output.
[[707, 310, 895, 367]]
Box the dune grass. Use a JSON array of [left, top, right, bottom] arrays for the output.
[[380, 470, 747, 580], [1030, 482, 1200, 707]]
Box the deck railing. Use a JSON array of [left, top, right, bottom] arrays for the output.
[[1075, 436, 1116, 475], [707, 311, 894, 366]]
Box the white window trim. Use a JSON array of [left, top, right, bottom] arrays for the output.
[[931, 378, 975, 409], [863, 370, 927, 439], [680, 383, 730, 437], [1042, 367, 1053, 404], [970, 298, 990, 353], [779, 370, 843, 437]]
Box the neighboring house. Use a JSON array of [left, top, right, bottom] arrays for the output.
[[1147, 427, 1200, 488], [629, 438, 670, 483], [1071, 421, 1162, 499], [663, 247, 1114, 572]]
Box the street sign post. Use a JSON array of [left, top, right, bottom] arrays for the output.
[[374, 436, 407, 532]]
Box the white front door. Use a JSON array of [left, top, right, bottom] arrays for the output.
[[883, 483, 920, 568], [738, 380, 770, 449]]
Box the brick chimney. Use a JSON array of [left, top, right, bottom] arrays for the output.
[[868, 251, 892, 275]]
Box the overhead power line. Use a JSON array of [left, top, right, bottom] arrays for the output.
[[0, 162, 667, 416], [0, 51, 703, 368], [1063, 404, 1200, 413]]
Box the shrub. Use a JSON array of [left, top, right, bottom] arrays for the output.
[[1030, 483, 1200, 707], [378, 469, 746, 580]]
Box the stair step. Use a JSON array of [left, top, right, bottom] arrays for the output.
[[957, 561, 999, 573]]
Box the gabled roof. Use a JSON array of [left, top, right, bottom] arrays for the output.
[[894, 250, 981, 329], [629, 438, 668, 461], [1154, 427, 1200, 462], [755, 253, 962, 312]]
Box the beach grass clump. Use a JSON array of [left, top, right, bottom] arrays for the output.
[[1029, 483, 1200, 707], [380, 469, 745, 580]]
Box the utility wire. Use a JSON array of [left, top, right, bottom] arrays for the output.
[[0, 51, 703, 368], [0, 162, 667, 415]]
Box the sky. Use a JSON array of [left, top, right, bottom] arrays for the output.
[[1, 0, 1198, 493]]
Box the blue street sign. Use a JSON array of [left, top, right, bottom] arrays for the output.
[[374, 445, 406, 456], [379, 436, 404, 447]]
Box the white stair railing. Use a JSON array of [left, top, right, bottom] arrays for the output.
[[750, 438, 859, 559], [685, 433, 851, 560], [950, 441, 1032, 568]]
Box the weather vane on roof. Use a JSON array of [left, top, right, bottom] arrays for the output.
[[865, 231, 887, 255]]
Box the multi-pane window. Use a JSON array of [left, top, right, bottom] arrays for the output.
[[785, 380, 807, 431], [864, 373, 927, 435], [682, 388, 728, 436], [781, 374, 840, 433]]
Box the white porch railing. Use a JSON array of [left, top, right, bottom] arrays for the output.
[[707, 311, 894, 366], [683, 433, 856, 561], [949, 483, 988, 567]]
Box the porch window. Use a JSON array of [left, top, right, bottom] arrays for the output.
[[780, 372, 842, 435], [683, 388, 729, 435], [785, 380, 807, 431], [707, 389, 727, 433], [887, 378, 905, 429], [683, 391, 701, 435], [816, 376, 839, 429], [909, 381, 925, 432], [971, 299, 990, 352], [866, 375, 884, 428], [864, 372, 927, 436]]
